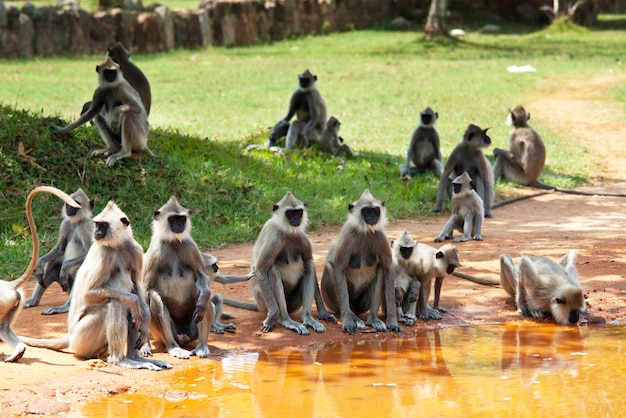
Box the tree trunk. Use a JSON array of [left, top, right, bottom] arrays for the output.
[[424, 0, 448, 40]]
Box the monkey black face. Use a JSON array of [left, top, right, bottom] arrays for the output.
[[168, 215, 187, 234], [453, 183, 462, 194], [446, 265, 456, 274], [102, 68, 118, 83], [210, 262, 219, 273], [481, 129, 492, 144], [299, 76, 312, 89], [285, 209, 303, 227], [94, 221, 109, 240], [421, 112, 433, 125], [399, 246, 413, 260], [65, 203, 80, 217], [360, 206, 381, 226]]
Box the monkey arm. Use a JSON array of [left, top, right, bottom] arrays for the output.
[[494, 147, 524, 170], [282, 91, 302, 122], [193, 272, 212, 324], [434, 215, 457, 242], [84, 287, 143, 328], [54, 90, 106, 133]]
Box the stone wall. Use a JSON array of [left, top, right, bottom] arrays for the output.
[[0, 0, 415, 58]]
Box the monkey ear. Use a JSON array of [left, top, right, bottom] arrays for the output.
[[435, 112, 439, 119], [273, 204, 280, 213], [188, 209, 197, 217], [584, 293, 588, 299], [527, 112, 531, 120], [348, 203, 355, 212], [89, 199, 95, 210], [303, 202, 308, 208], [381, 201, 385, 207], [120, 217, 130, 227], [95, 65, 100, 73], [556, 297, 566, 304], [436, 251, 444, 259], [470, 180, 475, 189], [153, 210, 161, 220], [313, 75, 318, 82]]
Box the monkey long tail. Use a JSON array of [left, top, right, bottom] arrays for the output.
[[530, 180, 626, 197], [10, 186, 81, 290], [223, 298, 259, 311], [492, 190, 554, 209], [20, 334, 70, 350], [452, 271, 500, 286]]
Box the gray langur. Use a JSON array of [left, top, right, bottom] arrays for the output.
[[435, 171, 484, 242], [141, 196, 216, 359], [55, 56, 153, 167], [401, 107, 443, 178], [434, 124, 494, 217], [319, 116, 353, 157], [0, 186, 80, 362], [320, 190, 403, 335], [82, 42, 152, 118], [224, 192, 336, 334], [499, 250, 587, 325], [24, 188, 94, 315], [392, 231, 460, 321], [21, 201, 172, 371], [268, 69, 328, 151]]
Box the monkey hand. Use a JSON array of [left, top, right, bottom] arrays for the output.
[[129, 299, 144, 329], [341, 313, 366, 335], [58, 264, 73, 292], [395, 288, 407, 306], [408, 289, 419, 303], [193, 304, 207, 323]]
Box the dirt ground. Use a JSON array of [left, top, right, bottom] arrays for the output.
[[2, 73, 626, 416]]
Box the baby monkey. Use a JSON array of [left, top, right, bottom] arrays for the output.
[[435, 171, 484, 242]]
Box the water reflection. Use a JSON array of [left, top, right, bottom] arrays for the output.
[[81, 324, 626, 417]]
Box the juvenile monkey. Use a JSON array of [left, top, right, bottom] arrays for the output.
[[391, 231, 421, 326], [21, 201, 171, 370], [434, 124, 494, 217], [320, 190, 403, 335], [392, 231, 460, 321], [224, 192, 335, 334], [401, 107, 443, 178], [141, 196, 216, 359], [55, 56, 153, 167], [24, 188, 94, 315], [0, 186, 80, 362], [435, 171, 484, 242], [500, 250, 587, 325], [268, 69, 328, 151], [319, 116, 353, 157]]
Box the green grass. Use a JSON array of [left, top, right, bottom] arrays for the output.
[[1, 16, 625, 278]]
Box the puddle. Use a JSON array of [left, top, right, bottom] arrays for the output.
[[80, 324, 626, 417]]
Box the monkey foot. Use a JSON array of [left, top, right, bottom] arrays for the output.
[[191, 344, 211, 358], [3, 343, 26, 362], [168, 346, 192, 359]]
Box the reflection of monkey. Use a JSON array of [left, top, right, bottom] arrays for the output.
[[225, 192, 335, 334], [269, 69, 327, 151], [142, 196, 215, 359], [401, 107, 443, 178], [55, 56, 152, 167], [319, 116, 353, 156], [21, 201, 171, 370], [435, 171, 484, 242], [25, 188, 94, 315], [320, 190, 402, 335], [434, 124, 494, 217], [499, 250, 587, 325], [0, 186, 80, 362]]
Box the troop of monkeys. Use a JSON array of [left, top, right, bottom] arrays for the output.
[[0, 45, 603, 367]]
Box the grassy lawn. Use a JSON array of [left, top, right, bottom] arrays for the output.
[[1, 16, 625, 278]]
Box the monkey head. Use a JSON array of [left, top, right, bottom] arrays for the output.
[[107, 42, 131, 63], [435, 244, 460, 275], [420, 107, 438, 127], [203, 253, 220, 274], [506, 105, 530, 128], [347, 189, 387, 233], [92, 201, 132, 246], [298, 69, 317, 90], [452, 171, 474, 195], [273, 192, 308, 231], [152, 196, 194, 241], [463, 124, 491, 149], [326, 116, 341, 131], [64, 188, 94, 221], [551, 285, 587, 325], [96, 57, 122, 85], [392, 230, 417, 261]]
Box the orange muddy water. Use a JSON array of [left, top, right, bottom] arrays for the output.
[[81, 324, 625, 417]]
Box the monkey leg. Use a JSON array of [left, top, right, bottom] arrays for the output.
[[434, 216, 458, 242], [417, 278, 441, 320], [313, 280, 337, 324], [0, 289, 26, 362], [92, 115, 121, 157], [516, 257, 546, 319], [191, 306, 213, 358], [364, 274, 387, 331], [454, 215, 474, 242], [23, 283, 46, 309], [499, 254, 518, 297], [41, 293, 72, 315], [145, 291, 193, 359], [474, 176, 494, 218], [283, 121, 306, 151], [125, 326, 172, 371], [210, 294, 236, 334], [300, 263, 326, 333], [433, 276, 447, 313]]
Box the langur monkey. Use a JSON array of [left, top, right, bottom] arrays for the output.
[[392, 231, 460, 322], [142, 196, 218, 359], [82, 42, 152, 118], [391, 231, 421, 326], [0, 186, 80, 362], [268, 69, 328, 151], [24, 188, 94, 315], [224, 192, 335, 334], [499, 250, 587, 325], [320, 190, 403, 335], [401, 107, 443, 178], [319, 116, 353, 157], [21, 201, 172, 371], [435, 171, 484, 242], [55, 56, 153, 167], [434, 124, 494, 217]]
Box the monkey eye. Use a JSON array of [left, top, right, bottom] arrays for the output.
[[556, 297, 566, 304], [584, 294, 588, 299]]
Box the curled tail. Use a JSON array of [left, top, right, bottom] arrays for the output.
[[20, 334, 70, 351], [11, 186, 82, 290], [223, 298, 258, 311]]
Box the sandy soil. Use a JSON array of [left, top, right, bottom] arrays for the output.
[[1, 72, 626, 416]]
